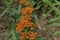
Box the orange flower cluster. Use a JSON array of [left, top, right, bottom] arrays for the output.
[[16, 0, 38, 40], [16, 15, 38, 32], [21, 7, 34, 16], [16, 15, 33, 32], [20, 32, 37, 40]]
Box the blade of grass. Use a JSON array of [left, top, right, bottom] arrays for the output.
[[32, 12, 38, 23], [42, 0, 54, 7], [48, 22, 60, 27], [43, 9, 53, 19], [53, 7, 60, 15], [43, 5, 48, 14], [11, 8, 18, 13], [12, 30, 17, 40], [50, 16, 60, 22], [35, 1, 41, 10], [53, 31, 60, 35], [55, 0, 60, 6], [0, 8, 7, 18], [42, 0, 60, 15], [5, 31, 12, 40], [10, 0, 13, 4], [18, 5, 22, 15], [31, 1, 36, 6]]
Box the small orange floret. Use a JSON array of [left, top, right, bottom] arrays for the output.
[[24, 7, 34, 13], [30, 32, 37, 40], [20, 32, 26, 40], [25, 1, 30, 6], [20, 32, 29, 39], [20, 0, 25, 4], [25, 21, 33, 28], [16, 24, 25, 32]]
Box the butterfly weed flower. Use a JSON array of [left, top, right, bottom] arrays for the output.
[[16, 0, 38, 40]]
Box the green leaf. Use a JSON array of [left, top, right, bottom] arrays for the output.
[[35, 5, 41, 10], [11, 8, 18, 13], [16, 15, 22, 22], [42, 0, 54, 7], [5, 31, 12, 40], [53, 7, 60, 15], [32, 12, 38, 23], [48, 22, 60, 27], [10, 0, 13, 4], [36, 36, 45, 40], [50, 16, 60, 22], [12, 30, 17, 40], [43, 5, 48, 14], [55, 0, 60, 6], [35, 1, 41, 10], [4, 1, 10, 6], [0, 8, 7, 18], [15, 31, 20, 40], [18, 5, 22, 15], [31, 1, 36, 6], [42, 0, 60, 15], [10, 20, 16, 29], [53, 31, 60, 35], [43, 9, 53, 19]]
